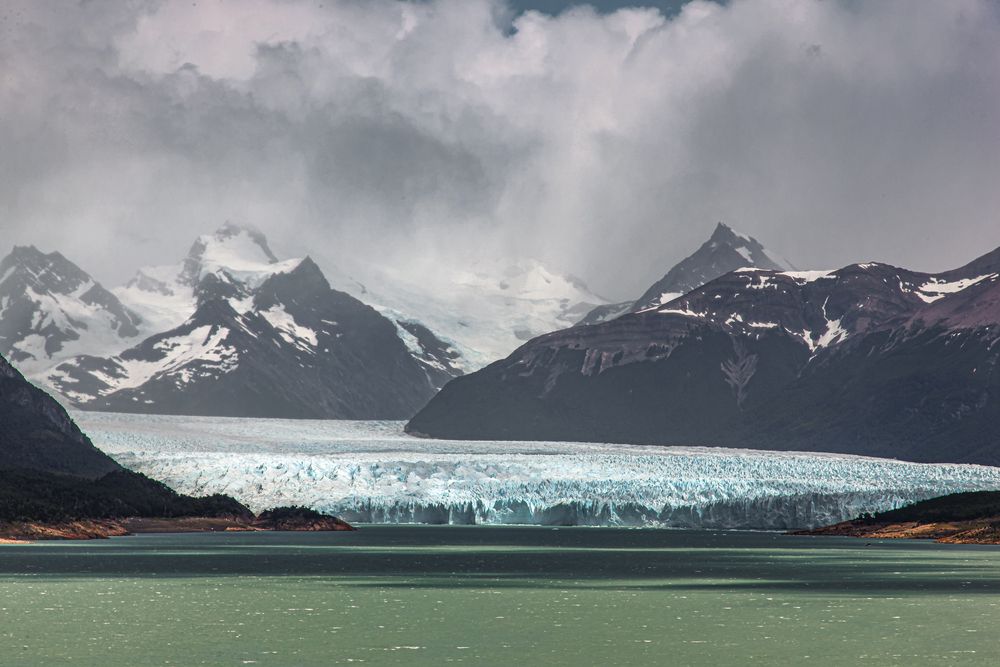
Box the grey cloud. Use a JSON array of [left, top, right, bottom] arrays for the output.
[[0, 0, 998, 298]]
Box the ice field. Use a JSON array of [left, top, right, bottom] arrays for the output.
[[76, 412, 1000, 529]]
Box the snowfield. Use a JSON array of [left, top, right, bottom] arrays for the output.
[[75, 412, 1000, 530]]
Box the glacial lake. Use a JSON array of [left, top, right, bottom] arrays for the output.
[[2, 526, 1000, 666]]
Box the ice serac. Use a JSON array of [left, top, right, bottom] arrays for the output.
[[0, 246, 141, 379], [77, 413, 1000, 530], [408, 244, 1000, 465], [578, 222, 790, 325], [50, 234, 439, 418]]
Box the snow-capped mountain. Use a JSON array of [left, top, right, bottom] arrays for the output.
[[333, 257, 608, 372], [47, 226, 444, 418], [114, 222, 302, 335], [407, 244, 1000, 465], [0, 246, 141, 377], [111, 223, 463, 390], [577, 222, 790, 325]]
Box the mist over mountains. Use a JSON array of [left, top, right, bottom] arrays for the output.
[[8, 215, 1000, 466], [1, 222, 617, 418], [409, 242, 1000, 465], [4, 0, 999, 299]]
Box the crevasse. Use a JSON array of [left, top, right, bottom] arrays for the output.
[[77, 413, 1000, 530]]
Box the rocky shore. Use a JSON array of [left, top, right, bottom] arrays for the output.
[[0, 510, 355, 542], [794, 490, 1000, 545], [794, 518, 1000, 545]]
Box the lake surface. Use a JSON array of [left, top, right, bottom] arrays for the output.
[[2, 526, 1000, 665]]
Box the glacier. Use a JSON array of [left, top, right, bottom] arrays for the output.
[[74, 411, 1000, 530]]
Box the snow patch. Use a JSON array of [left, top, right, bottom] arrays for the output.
[[781, 270, 836, 283], [916, 274, 996, 303], [105, 325, 239, 391], [260, 305, 318, 350]]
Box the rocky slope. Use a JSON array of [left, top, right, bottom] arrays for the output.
[[407, 245, 1000, 465], [0, 352, 120, 478], [577, 222, 790, 325], [0, 350, 354, 537], [0, 349, 252, 521]]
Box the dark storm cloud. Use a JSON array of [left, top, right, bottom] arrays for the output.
[[1, 0, 998, 298]]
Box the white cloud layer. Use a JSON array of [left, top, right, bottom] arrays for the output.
[[1, 0, 998, 297]]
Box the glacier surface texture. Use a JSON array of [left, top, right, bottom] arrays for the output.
[[75, 412, 1000, 530]]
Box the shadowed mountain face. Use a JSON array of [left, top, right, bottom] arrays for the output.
[[0, 350, 256, 522], [577, 223, 789, 326], [0, 353, 120, 478], [407, 247, 1000, 465]]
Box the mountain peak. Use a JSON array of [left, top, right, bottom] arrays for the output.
[[180, 222, 281, 287], [9, 244, 44, 258], [710, 221, 737, 241], [1, 245, 92, 294], [253, 256, 331, 309], [630, 222, 789, 311], [708, 222, 761, 249]]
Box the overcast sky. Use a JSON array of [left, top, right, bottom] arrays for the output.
[[2, 0, 998, 299]]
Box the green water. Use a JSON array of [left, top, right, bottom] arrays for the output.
[[1, 527, 999, 666]]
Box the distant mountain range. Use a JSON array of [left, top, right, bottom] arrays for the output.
[[1, 222, 608, 418], [38, 225, 441, 418], [577, 223, 790, 325], [407, 244, 1000, 465], [0, 246, 142, 376], [332, 257, 609, 372]]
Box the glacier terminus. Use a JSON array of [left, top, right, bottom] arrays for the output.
[[76, 412, 1000, 530]]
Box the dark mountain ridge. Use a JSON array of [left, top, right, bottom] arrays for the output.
[[407, 245, 1000, 465], [0, 352, 119, 478]]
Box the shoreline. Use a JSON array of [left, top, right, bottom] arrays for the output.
[[0, 515, 356, 542], [793, 518, 1000, 545]]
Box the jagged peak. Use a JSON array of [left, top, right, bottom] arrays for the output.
[[707, 222, 761, 250], [5, 244, 70, 266], [1, 245, 93, 293], [9, 244, 44, 257], [252, 256, 331, 310], [277, 256, 329, 288], [710, 221, 738, 241]]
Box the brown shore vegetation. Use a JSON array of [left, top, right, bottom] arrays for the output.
[[0, 512, 355, 542], [795, 518, 1000, 545]]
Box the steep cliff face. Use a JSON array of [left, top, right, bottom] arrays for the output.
[[0, 353, 120, 478], [407, 249, 1000, 465]]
